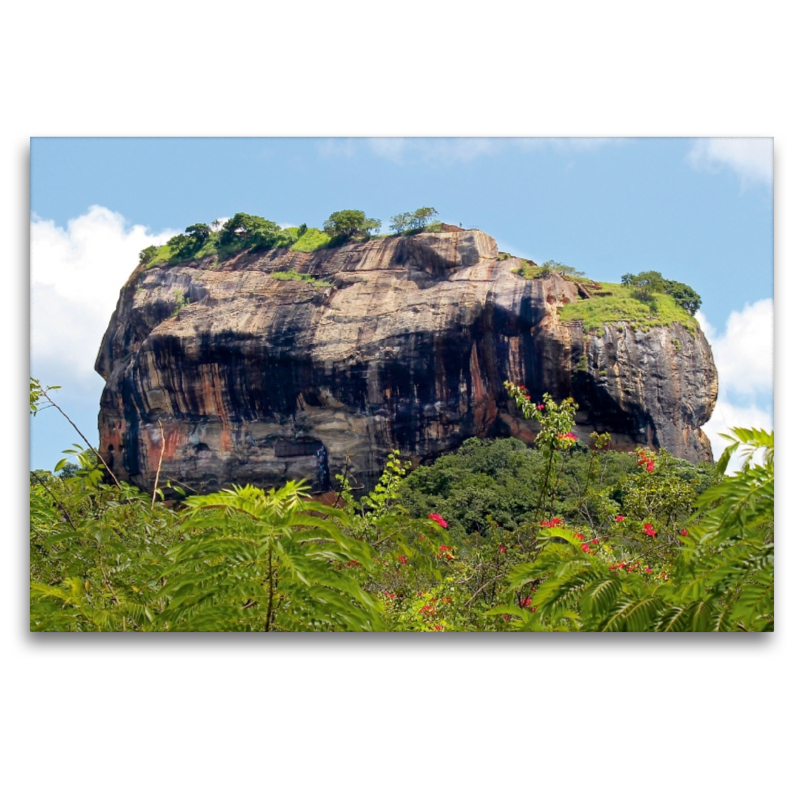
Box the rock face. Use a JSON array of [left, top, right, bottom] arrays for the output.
[[96, 229, 717, 494]]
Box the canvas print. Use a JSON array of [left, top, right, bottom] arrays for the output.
[[30, 137, 774, 632]]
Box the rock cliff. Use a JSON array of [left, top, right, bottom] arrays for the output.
[[95, 228, 717, 493]]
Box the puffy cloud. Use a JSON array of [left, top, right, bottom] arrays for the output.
[[686, 137, 773, 187], [698, 300, 773, 470], [31, 206, 179, 387], [697, 300, 773, 397]]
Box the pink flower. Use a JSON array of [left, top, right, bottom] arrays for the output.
[[428, 513, 448, 528], [581, 544, 592, 553], [614, 515, 626, 522], [644, 567, 652, 574], [499, 545, 507, 554], [537, 404, 545, 411]]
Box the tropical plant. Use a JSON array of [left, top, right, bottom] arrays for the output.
[[161, 482, 386, 631], [323, 209, 381, 239], [498, 427, 773, 631]]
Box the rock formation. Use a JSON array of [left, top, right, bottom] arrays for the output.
[[95, 228, 717, 494]]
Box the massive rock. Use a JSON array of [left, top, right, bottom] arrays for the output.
[[95, 228, 717, 494]]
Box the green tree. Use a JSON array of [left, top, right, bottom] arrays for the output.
[[323, 209, 381, 239], [541, 260, 585, 278], [219, 213, 282, 249], [138, 245, 159, 264]]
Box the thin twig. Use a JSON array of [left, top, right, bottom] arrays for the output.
[[40, 389, 122, 489], [151, 421, 166, 509]]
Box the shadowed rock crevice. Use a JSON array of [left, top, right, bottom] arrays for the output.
[[96, 229, 717, 494]]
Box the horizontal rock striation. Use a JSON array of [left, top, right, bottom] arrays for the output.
[[96, 229, 717, 494]]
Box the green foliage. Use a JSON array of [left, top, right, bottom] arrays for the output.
[[30, 378, 769, 633], [541, 260, 586, 278], [389, 207, 439, 234], [219, 212, 282, 250], [323, 209, 381, 239], [163, 483, 386, 631], [271, 269, 333, 289], [501, 428, 772, 631], [559, 281, 699, 334], [30, 377, 60, 415], [138, 245, 158, 264], [621, 270, 702, 315]]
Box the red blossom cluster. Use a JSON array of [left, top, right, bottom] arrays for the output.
[[637, 451, 655, 472], [537, 404, 545, 411], [558, 432, 578, 442], [345, 560, 360, 567], [499, 545, 507, 554], [614, 515, 626, 522], [540, 517, 563, 528], [643, 522, 656, 537], [383, 591, 397, 599], [428, 513, 448, 528], [520, 596, 533, 608], [610, 561, 641, 572], [437, 545, 454, 561], [574, 533, 585, 541], [398, 555, 408, 565], [581, 544, 592, 553]]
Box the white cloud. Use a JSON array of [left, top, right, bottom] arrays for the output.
[[697, 300, 773, 397], [687, 137, 773, 187], [702, 400, 773, 471], [31, 206, 179, 386], [697, 300, 773, 470]]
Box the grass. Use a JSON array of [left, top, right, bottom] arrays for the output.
[[271, 269, 333, 289], [558, 281, 699, 334], [291, 228, 332, 252]]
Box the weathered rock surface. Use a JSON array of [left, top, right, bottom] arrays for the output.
[[96, 229, 717, 493]]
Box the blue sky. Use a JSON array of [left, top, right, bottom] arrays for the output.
[[30, 137, 773, 471]]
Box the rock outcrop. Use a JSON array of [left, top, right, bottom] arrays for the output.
[[95, 228, 717, 493]]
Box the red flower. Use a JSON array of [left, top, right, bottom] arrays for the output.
[[614, 515, 626, 522], [591, 538, 599, 544], [574, 532, 585, 541], [439, 545, 452, 551], [518, 385, 526, 391], [644, 567, 652, 574], [524, 395, 531, 401], [520, 596, 533, 608], [551, 518, 562, 525], [680, 529, 688, 536], [434, 625, 443, 631], [581, 544, 592, 553], [398, 555, 408, 565], [499, 545, 507, 554], [646, 461, 654, 472], [428, 513, 448, 528], [537, 404, 545, 411]]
